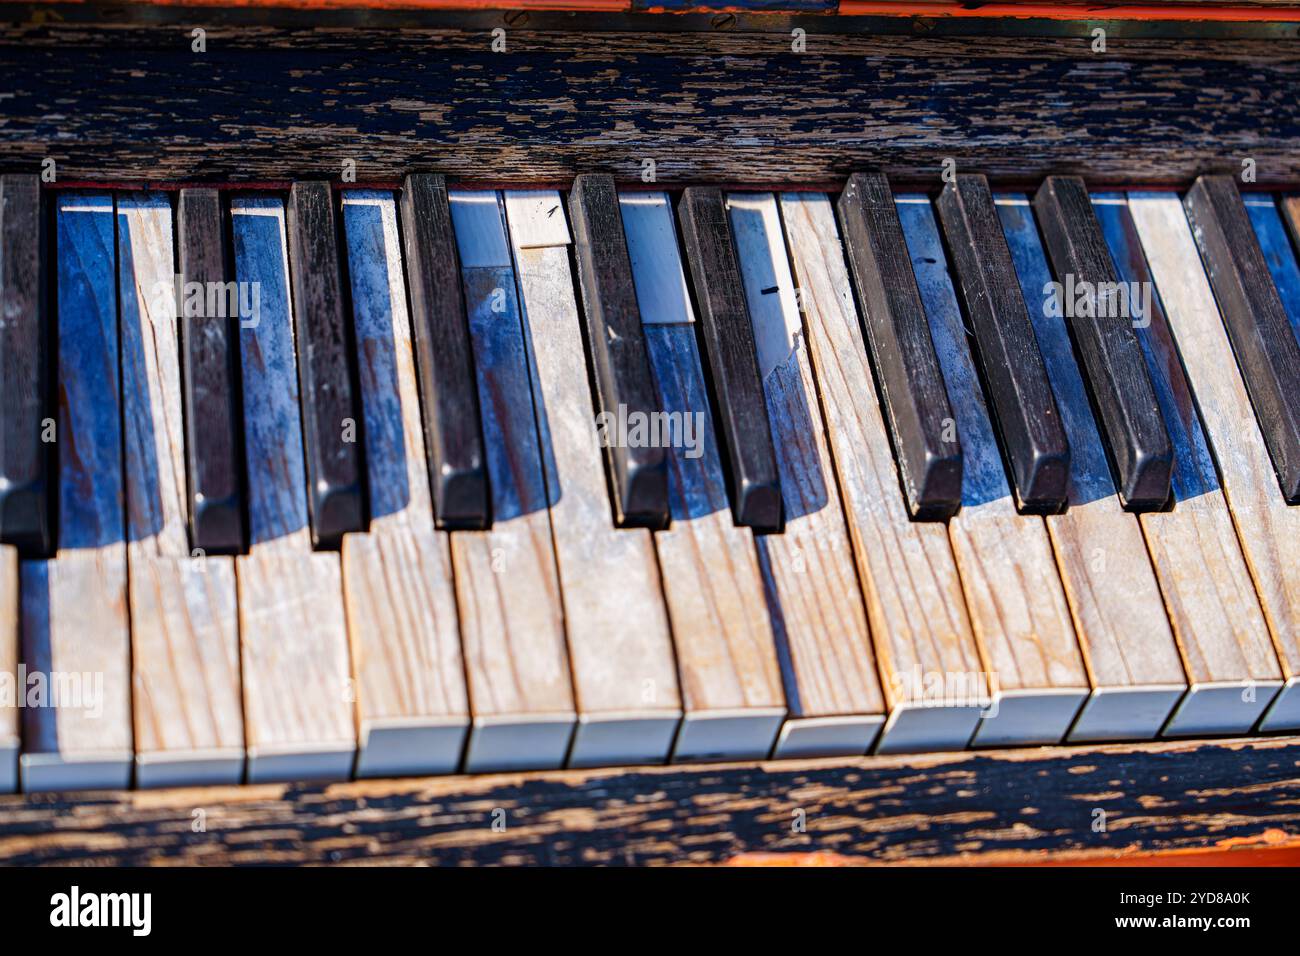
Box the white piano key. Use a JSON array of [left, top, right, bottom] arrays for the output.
[[728, 192, 888, 757], [896, 193, 1087, 749], [620, 191, 785, 763], [997, 193, 1188, 742], [1095, 192, 1282, 738], [117, 193, 245, 788], [340, 191, 470, 778], [231, 196, 355, 783], [21, 194, 133, 793], [1128, 191, 1300, 733], [504, 189, 682, 768], [780, 192, 987, 756], [449, 190, 576, 774]]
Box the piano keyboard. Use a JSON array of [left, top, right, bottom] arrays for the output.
[[1, 172, 1299, 793]]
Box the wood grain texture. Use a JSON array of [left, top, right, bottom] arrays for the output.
[[621, 192, 784, 763], [1033, 177, 1173, 510], [2, 27, 1299, 185], [898, 194, 1086, 748], [568, 175, 668, 528], [727, 193, 885, 758], [1128, 192, 1300, 733], [837, 173, 961, 519], [339, 191, 468, 778], [0, 546, 16, 793], [1183, 176, 1300, 503], [2, 736, 1298, 866], [779, 193, 982, 755], [0, 173, 50, 556], [505, 190, 681, 769], [1095, 193, 1282, 738], [935, 174, 1069, 512], [231, 196, 355, 783], [21, 193, 133, 792], [447, 190, 574, 773], [176, 187, 245, 554], [118, 193, 244, 787], [997, 195, 1187, 742]]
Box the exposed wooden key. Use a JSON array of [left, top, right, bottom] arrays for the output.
[[936, 174, 1070, 513], [399, 173, 489, 530], [1032, 176, 1173, 510], [620, 191, 785, 762], [232, 196, 355, 782], [1130, 192, 1300, 732], [900, 194, 1087, 747], [0, 174, 51, 556], [176, 188, 245, 554], [1097, 192, 1282, 736], [506, 189, 682, 768], [998, 194, 1187, 741], [22, 193, 132, 791], [781, 193, 986, 754], [1, 545, 16, 792], [568, 175, 670, 528], [1183, 176, 1300, 504], [677, 186, 783, 532], [837, 172, 962, 519], [286, 181, 365, 548], [118, 193, 244, 787], [340, 191, 469, 777], [450, 190, 576, 772], [730, 193, 887, 757]]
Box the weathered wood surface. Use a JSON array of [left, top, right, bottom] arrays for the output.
[[728, 193, 885, 757], [339, 191, 468, 778], [505, 190, 682, 769], [0, 736, 1297, 865], [230, 197, 355, 783], [622, 192, 784, 763], [778, 193, 981, 754], [447, 190, 575, 773], [899, 194, 1086, 748], [1, 25, 1298, 184], [118, 193, 244, 788], [1129, 192, 1300, 732], [997, 194, 1187, 742], [1095, 193, 1282, 738], [21, 193, 133, 793]]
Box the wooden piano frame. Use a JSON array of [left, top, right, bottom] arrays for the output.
[[0, 737, 1296, 864], [2, 0, 1300, 866]]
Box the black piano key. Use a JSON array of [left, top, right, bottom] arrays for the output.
[[568, 175, 670, 528], [399, 173, 490, 530], [1183, 175, 1300, 504], [0, 174, 51, 555], [936, 175, 1071, 512], [176, 188, 246, 554], [286, 181, 365, 548], [837, 172, 962, 519], [676, 186, 783, 532], [1032, 176, 1174, 510]]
